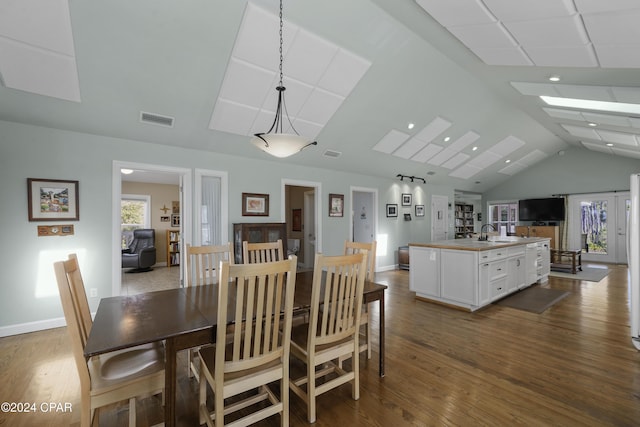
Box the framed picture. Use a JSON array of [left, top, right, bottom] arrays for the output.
[[329, 193, 344, 217], [171, 214, 180, 227], [242, 192, 269, 216], [415, 205, 425, 217], [402, 193, 412, 206], [386, 204, 398, 217], [160, 216, 170, 222], [27, 178, 79, 221], [292, 208, 302, 231]]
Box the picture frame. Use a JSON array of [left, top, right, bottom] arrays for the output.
[[292, 208, 302, 231], [415, 205, 425, 217], [402, 193, 412, 206], [242, 192, 269, 216], [386, 204, 398, 217], [329, 193, 344, 217], [160, 216, 170, 222], [27, 178, 79, 221], [171, 214, 180, 227]]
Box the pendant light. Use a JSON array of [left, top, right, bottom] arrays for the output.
[[250, 0, 317, 158]]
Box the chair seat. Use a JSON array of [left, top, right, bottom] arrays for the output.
[[89, 343, 165, 393]]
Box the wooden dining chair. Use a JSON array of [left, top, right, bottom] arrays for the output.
[[197, 256, 298, 427], [344, 240, 377, 360], [185, 242, 235, 379], [242, 239, 284, 263], [289, 251, 368, 423], [54, 254, 165, 427]]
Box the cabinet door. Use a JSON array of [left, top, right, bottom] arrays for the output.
[[441, 249, 477, 305], [507, 256, 526, 292], [409, 247, 440, 297], [479, 263, 491, 306]]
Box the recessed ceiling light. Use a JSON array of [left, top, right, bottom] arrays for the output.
[[588, 122, 597, 127], [472, 146, 478, 151], [444, 136, 451, 142], [606, 143, 614, 147], [408, 123, 414, 130], [121, 168, 134, 175], [505, 159, 511, 163], [549, 75, 561, 82], [540, 96, 640, 115]]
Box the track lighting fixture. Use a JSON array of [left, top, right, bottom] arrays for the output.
[[396, 174, 426, 184]]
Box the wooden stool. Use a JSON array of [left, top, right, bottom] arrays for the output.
[[550, 249, 582, 274]]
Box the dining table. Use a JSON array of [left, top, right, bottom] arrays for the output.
[[84, 270, 387, 427]]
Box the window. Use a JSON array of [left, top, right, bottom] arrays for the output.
[[121, 194, 150, 248], [488, 201, 518, 235]]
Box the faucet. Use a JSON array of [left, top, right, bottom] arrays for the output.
[[478, 224, 496, 241]]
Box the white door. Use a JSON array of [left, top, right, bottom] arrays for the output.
[[569, 193, 617, 263], [351, 189, 376, 243], [616, 192, 630, 265], [304, 190, 316, 268], [431, 195, 449, 241]]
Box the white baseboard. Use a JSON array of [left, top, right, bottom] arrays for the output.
[[0, 316, 67, 338], [376, 264, 398, 272]]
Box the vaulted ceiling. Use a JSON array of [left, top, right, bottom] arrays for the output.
[[2, 0, 639, 192]]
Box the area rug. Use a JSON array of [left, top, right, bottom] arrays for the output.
[[495, 286, 570, 314], [549, 267, 609, 282]]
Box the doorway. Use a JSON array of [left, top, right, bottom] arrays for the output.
[[350, 187, 377, 244], [431, 195, 449, 241], [282, 179, 322, 270], [112, 161, 191, 296]]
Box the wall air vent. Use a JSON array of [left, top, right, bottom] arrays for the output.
[[140, 111, 175, 128], [323, 149, 342, 158]]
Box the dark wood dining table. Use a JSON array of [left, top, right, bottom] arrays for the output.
[[84, 270, 387, 427]]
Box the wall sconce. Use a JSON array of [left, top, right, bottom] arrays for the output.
[[396, 174, 426, 184]]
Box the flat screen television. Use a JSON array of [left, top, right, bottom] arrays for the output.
[[518, 198, 565, 221]]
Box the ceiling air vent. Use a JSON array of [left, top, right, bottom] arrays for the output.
[[140, 111, 174, 128], [323, 149, 342, 158]]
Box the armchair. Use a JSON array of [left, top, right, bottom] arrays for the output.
[[122, 229, 157, 272]]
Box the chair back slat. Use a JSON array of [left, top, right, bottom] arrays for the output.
[[242, 239, 284, 264], [216, 256, 297, 375], [186, 243, 234, 286], [309, 252, 367, 347], [344, 240, 376, 280]]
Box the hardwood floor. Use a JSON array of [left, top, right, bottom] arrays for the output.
[[2, 264, 640, 426]]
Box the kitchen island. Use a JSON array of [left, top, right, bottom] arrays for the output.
[[409, 237, 551, 311]]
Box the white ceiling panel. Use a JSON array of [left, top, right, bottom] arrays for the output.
[[611, 87, 640, 104], [581, 141, 613, 154], [631, 118, 640, 129], [596, 129, 638, 146], [450, 131, 480, 151], [284, 29, 339, 85], [317, 49, 371, 97], [449, 164, 483, 179], [447, 22, 516, 48], [413, 117, 452, 143], [291, 118, 323, 141], [562, 124, 601, 139], [393, 137, 429, 159], [468, 151, 501, 168], [483, 0, 576, 22], [581, 112, 631, 127], [596, 45, 640, 69], [523, 45, 598, 68], [611, 146, 640, 159], [489, 135, 525, 156], [218, 59, 275, 106], [296, 88, 344, 125], [441, 152, 469, 169], [504, 16, 589, 48], [414, 0, 495, 27], [554, 83, 614, 101], [510, 82, 560, 97], [208, 99, 258, 135], [543, 108, 584, 121], [472, 46, 533, 66], [372, 129, 410, 154], [574, 0, 639, 14], [582, 10, 640, 45], [427, 147, 458, 166], [411, 143, 443, 163]]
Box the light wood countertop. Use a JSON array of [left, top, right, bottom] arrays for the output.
[[409, 237, 550, 251]]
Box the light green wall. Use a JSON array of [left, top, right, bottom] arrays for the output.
[[0, 120, 454, 333], [483, 148, 640, 205]]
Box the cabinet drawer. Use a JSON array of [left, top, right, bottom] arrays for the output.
[[489, 260, 507, 281], [490, 277, 508, 299], [479, 248, 508, 262]]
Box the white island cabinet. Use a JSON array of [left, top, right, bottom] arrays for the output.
[[409, 237, 550, 311]]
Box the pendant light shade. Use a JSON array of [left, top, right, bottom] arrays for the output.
[[251, 0, 317, 158]]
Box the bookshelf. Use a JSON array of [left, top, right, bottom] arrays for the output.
[[166, 229, 180, 268], [454, 203, 475, 238]]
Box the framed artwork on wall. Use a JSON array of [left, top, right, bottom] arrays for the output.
[[415, 205, 425, 217], [329, 193, 344, 217], [402, 193, 412, 206], [27, 178, 79, 221], [386, 204, 398, 217], [242, 192, 269, 216]]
